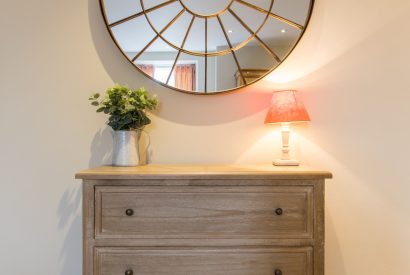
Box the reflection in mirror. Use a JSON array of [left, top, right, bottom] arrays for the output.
[[101, 0, 314, 94], [181, 0, 233, 16]]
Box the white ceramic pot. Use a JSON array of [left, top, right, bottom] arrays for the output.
[[112, 130, 141, 166]]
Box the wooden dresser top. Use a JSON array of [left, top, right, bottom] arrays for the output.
[[75, 164, 332, 180]]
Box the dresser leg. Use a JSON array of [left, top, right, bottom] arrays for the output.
[[314, 181, 325, 275], [83, 182, 95, 275]]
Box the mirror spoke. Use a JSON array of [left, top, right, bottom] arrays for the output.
[[234, 0, 304, 30], [102, 0, 314, 93], [217, 16, 246, 85], [131, 36, 159, 62], [205, 18, 208, 93], [166, 16, 196, 85], [229, 9, 281, 63], [109, 0, 178, 28], [254, 36, 281, 63], [132, 9, 185, 62]]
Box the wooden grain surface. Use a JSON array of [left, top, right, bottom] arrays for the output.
[[78, 165, 330, 275], [95, 186, 313, 240], [95, 247, 313, 275], [75, 164, 332, 180], [83, 183, 94, 275]]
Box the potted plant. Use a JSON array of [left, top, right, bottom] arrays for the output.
[[89, 84, 158, 166]]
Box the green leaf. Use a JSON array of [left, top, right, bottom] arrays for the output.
[[88, 84, 158, 130]]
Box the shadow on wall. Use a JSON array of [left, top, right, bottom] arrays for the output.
[[87, 0, 274, 126], [57, 129, 112, 274], [89, 127, 113, 167], [58, 186, 82, 275]]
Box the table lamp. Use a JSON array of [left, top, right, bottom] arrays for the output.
[[265, 90, 311, 166]]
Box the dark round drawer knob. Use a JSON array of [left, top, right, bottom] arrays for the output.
[[274, 269, 283, 275], [125, 269, 133, 275], [275, 208, 283, 216], [125, 209, 134, 216]]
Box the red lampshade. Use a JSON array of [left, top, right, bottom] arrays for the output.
[[265, 90, 311, 124]]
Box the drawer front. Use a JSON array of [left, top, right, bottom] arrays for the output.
[[95, 247, 312, 275], [95, 186, 313, 239]]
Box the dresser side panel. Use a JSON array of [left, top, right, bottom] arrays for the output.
[[83, 180, 95, 275], [313, 180, 325, 275]]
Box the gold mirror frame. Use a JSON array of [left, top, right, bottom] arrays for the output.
[[100, 0, 315, 95]]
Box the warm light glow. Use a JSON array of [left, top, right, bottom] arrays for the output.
[[264, 74, 295, 84], [265, 91, 311, 124], [281, 122, 290, 132], [281, 29, 286, 33]]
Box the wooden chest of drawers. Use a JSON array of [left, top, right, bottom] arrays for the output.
[[76, 165, 331, 275]]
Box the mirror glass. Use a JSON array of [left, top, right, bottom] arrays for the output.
[[101, 0, 314, 94]]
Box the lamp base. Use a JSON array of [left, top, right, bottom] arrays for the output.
[[273, 159, 300, 166]]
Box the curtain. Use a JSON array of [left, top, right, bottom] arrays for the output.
[[137, 65, 155, 77], [175, 64, 196, 90]]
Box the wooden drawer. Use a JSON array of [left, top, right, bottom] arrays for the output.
[[95, 186, 313, 239], [95, 247, 313, 275]]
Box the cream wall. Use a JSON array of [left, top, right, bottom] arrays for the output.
[[0, 0, 409, 274]]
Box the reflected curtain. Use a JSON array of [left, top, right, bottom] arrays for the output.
[[175, 65, 196, 90], [138, 65, 155, 77]]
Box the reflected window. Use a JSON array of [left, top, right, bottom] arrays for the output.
[[175, 64, 196, 91], [137, 61, 197, 91], [102, 0, 314, 93], [154, 66, 175, 86]]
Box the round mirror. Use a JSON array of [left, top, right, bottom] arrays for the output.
[[101, 0, 314, 94]]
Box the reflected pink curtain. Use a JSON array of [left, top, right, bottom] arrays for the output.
[[138, 65, 155, 77], [175, 65, 196, 90]]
